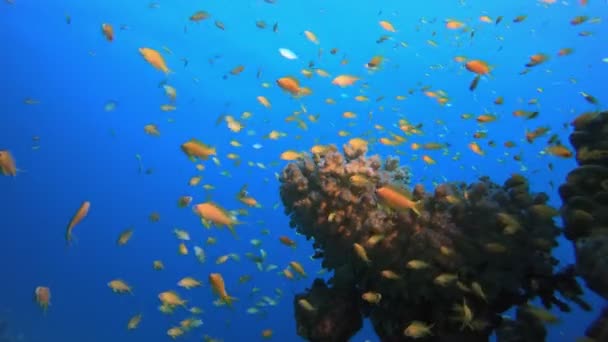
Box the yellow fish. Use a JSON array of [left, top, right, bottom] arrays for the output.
[[139, 47, 171, 74]]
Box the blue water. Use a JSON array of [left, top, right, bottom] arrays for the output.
[[1, 0, 607, 341]]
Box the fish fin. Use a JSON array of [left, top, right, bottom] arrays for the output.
[[412, 200, 423, 216], [223, 296, 237, 307], [65, 233, 79, 247], [227, 223, 242, 239]]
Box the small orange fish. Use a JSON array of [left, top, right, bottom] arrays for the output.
[[257, 96, 271, 108], [209, 273, 235, 305], [465, 60, 491, 75], [570, 15, 588, 25], [0, 150, 17, 176], [526, 126, 550, 143], [190, 11, 210, 22], [276, 77, 302, 96], [262, 329, 273, 339], [303, 30, 319, 44], [365, 55, 384, 70], [332, 75, 359, 87], [230, 65, 245, 75], [177, 196, 193, 208], [279, 236, 296, 248], [546, 145, 573, 158], [139, 47, 171, 74], [445, 20, 465, 30], [476, 114, 498, 123], [422, 155, 436, 165], [181, 139, 216, 160], [34, 286, 51, 312], [525, 54, 549, 67], [557, 48, 574, 56], [469, 142, 484, 155], [101, 23, 114, 41], [66, 201, 91, 245], [376, 185, 421, 216], [513, 15, 527, 23], [193, 202, 240, 235], [379, 20, 396, 32]]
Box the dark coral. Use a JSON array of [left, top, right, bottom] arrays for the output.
[[281, 141, 588, 341], [294, 279, 362, 342], [559, 111, 608, 340], [584, 305, 608, 341]]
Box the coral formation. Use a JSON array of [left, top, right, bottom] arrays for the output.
[[559, 110, 608, 341], [294, 279, 362, 341], [280, 139, 588, 340]]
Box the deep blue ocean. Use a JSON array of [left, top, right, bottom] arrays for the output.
[[1, 0, 607, 341]]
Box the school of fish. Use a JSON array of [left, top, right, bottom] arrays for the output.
[[3, 0, 606, 340]]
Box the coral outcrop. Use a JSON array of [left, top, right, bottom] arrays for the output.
[[559, 111, 608, 341], [280, 138, 588, 340]]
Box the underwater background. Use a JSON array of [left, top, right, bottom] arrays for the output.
[[1, 0, 607, 341]]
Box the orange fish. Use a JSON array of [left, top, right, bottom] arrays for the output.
[[525, 54, 549, 67], [513, 15, 527, 23], [257, 96, 271, 108], [570, 15, 588, 25], [101, 23, 114, 41], [66, 201, 91, 245], [190, 11, 210, 22], [469, 142, 484, 155], [332, 75, 359, 87], [526, 126, 550, 143], [181, 139, 216, 160], [476, 114, 498, 123], [34, 286, 51, 312], [0, 150, 17, 176], [193, 202, 240, 235], [276, 77, 302, 96], [230, 65, 245, 75], [209, 273, 235, 305], [445, 20, 465, 29], [557, 48, 574, 56], [365, 56, 384, 70], [546, 145, 573, 158], [279, 236, 296, 248], [422, 155, 436, 165], [303, 30, 319, 44], [262, 329, 273, 339], [379, 20, 396, 32], [376, 185, 421, 216], [465, 60, 491, 75], [139, 47, 171, 74]]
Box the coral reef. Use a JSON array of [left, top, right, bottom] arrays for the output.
[[559, 111, 608, 340], [294, 279, 362, 341], [280, 139, 588, 340], [584, 305, 608, 341]]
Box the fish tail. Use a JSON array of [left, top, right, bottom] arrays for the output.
[[411, 200, 423, 217], [227, 224, 239, 239], [65, 229, 73, 246], [223, 295, 237, 306]]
